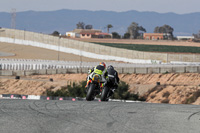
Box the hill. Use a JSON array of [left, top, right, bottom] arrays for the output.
[[0, 9, 200, 36]]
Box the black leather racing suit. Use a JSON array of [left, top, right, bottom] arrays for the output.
[[106, 68, 119, 92]]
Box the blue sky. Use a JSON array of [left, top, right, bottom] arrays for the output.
[[1, 0, 200, 14]]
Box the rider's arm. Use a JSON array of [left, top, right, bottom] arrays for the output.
[[105, 70, 109, 80], [88, 67, 94, 74]]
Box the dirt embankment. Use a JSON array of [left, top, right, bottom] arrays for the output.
[[1, 73, 200, 105]]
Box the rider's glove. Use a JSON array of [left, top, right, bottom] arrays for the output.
[[88, 70, 91, 74], [106, 76, 109, 81]]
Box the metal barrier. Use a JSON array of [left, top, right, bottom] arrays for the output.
[[0, 58, 198, 71], [0, 66, 200, 76]]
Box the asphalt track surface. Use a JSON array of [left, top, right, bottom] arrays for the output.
[[0, 99, 200, 133]]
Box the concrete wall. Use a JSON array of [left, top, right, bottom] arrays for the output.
[[0, 28, 200, 63], [1, 66, 200, 76]]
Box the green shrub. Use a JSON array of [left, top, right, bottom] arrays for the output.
[[46, 81, 145, 101], [112, 81, 144, 101], [67, 81, 86, 97], [185, 90, 200, 104], [162, 91, 170, 98], [163, 71, 169, 74], [46, 81, 87, 98], [46, 86, 69, 97], [94, 42, 200, 54]]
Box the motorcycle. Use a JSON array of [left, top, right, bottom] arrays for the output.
[[86, 74, 102, 101], [101, 79, 115, 101]]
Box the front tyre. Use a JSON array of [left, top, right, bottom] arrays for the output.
[[86, 84, 95, 101], [101, 86, 109, 101]]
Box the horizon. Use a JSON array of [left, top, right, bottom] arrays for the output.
[[1, 0, 200, 14], [1, 8, 200, 15]]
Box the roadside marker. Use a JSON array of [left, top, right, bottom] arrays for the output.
[[47, 97, 50, 100], [72, 98, 76, 101], [59, 98, 63, 100]]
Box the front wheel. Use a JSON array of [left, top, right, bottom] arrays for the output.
[[86, 84, 95, 101], [101, 86, 110, 101]]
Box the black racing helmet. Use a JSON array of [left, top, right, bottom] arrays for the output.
[[107, 65, 114, 70]]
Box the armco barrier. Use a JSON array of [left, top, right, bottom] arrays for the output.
[[37, 69, 47, 75], [1, 67, 200, 76], [47, 69, 57, 75], [57, 69, 67, 74], [13, 70, 25, 76], [0, 70, 13, 76], [160, 67, 173, 73], [115, 68, 123, 74], [185, 66, 199, 73], [135, 68, 148, 74], [123, 68, 135, 74], [80, 68, 89, 73], [147, 67, 160, 74], [172, 67, 186, 73], [25, 70, 37, 76], [67, 68, 78, 73]]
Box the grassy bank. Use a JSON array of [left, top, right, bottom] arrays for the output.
[[94, 42, 200, 53]]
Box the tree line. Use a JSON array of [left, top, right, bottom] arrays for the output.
[[52, 21, 177, 40], [75, 21, 174, 40], [52, 21, 200, 41]]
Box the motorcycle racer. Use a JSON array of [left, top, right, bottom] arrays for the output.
[[105, 65, 119, 97], [86, 62, 108, 89]]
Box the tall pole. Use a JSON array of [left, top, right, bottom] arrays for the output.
[[58, 34, 61, 61], [80, 50, 82, 67], [80, 49, 82, 73], [24, 29, 26, 40], [11, 9, 16, 29]]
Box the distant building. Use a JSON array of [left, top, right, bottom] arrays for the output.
[[176, 36, 194, 41], [143, 33, 171, 40], [66, 29, 112, 38], [143, 33, 164, 40], [66, 29, 81, 38]]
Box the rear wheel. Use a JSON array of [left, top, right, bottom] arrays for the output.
[[101, 86, 109, 101], [86, 84, 95, 101]]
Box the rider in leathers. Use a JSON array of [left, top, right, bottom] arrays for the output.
[[86, 62, 108, 90], [105, 65, 119, 96]]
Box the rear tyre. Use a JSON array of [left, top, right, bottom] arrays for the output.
[[101, 86, 109, 101], [86, 84, 95, 101]]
